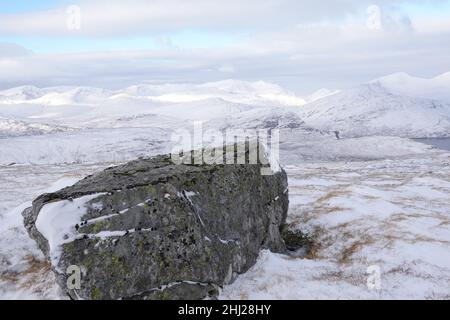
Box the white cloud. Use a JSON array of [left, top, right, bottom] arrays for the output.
[[1, 0, 447, 36], [0, 0, 449, 92], [0, 43, 33, 58]]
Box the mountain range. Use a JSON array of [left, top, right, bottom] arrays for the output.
[[0, 73, 449, 138]]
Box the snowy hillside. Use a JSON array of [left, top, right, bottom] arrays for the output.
[[125, 80, 306, 106], [0, 86, 44, 102], [206, 107, 306, 130], [1, 76, 450, 300], [372, 72, 450, 103], [0, 127, 171, 165], [0, 80, 309, 137], [300, 83, 450, 138], [2, 76, 449, 140], [0, 117, 71, 138], [0, 80, 305, 108], [306, 88, 340, 103], [2, 131, 449, 300], [222, 149, 450, 300]]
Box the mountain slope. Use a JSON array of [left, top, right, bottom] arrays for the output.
[[371, 72, 450, 102], [0, 79, 306, 107], [206, 107, 306, 130], [299, 83, 450, 138], [0, 117, 71, 138], [1, 77, 450, 139]]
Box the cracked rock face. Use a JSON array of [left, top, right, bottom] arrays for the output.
[[22, 150, 289, 300]]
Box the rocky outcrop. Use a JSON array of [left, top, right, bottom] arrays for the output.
[[23, 146, 289, 300]]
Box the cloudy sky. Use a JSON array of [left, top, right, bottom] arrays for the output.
[[1, 0, 450, 93]]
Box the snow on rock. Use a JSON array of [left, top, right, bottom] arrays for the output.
[[0, 76, 450, 300], [23, 151, 289, 300], [35, 193, 106, 270], [0, 176, 90, 300]]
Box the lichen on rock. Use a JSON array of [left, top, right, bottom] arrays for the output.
[[22, 144, 289, 300]]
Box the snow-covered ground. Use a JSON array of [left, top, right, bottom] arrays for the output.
[[222, 148, 450, 299], [1, 132, 449, 299], [1, 76, 450, 299], [0, 164, 106, 299]]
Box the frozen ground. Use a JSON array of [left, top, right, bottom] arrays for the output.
[[0, 164, 108, 299], [221, 149, 450, 299], [0, 77, 449, 299], [1, 130, 449, 299]]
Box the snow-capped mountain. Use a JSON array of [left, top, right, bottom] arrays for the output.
[[371, 72, 450, 103], [0, 80, 306, 107], [1, 77, 450, 301], [1, 76, 450, 139], [122, 80, 306, 107], [0, 86, 114, 106], [32, 87, 114, 106], [0, 80, 312, 139], [0, 86, 44, 102], [300, 81, 450, 138]]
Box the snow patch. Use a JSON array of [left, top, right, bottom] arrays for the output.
[[35, 193, 106, 270]]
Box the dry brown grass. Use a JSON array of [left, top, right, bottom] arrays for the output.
[[438, 220, 450, 227], [239, 292, 249, 300], [303, 241, 323, 260], [317, 190, 349, 203], [20, 255, 51, 289], [0, 255, 51, 289], [338, 236, 375, 265], [0, 270, 19, 282], [318, 206, 346, 214], [311, 270, 364, 286]]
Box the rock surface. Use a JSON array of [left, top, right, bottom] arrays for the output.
[[22, 147, 289, 300]]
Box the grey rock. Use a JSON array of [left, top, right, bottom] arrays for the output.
[[23, 146, 289, 300]]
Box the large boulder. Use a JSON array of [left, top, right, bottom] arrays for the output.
[[23, 147, 289, 300]]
